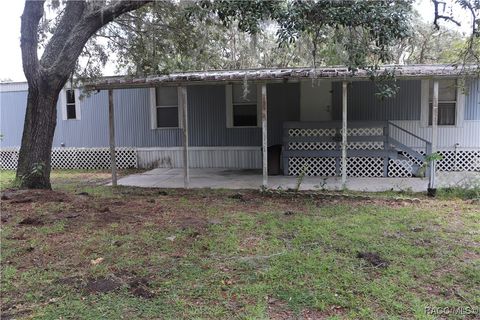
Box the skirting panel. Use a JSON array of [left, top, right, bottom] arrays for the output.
[[137, 147, 262, 169], [0, 148, 137, 170], [400, 149, 480, 172]]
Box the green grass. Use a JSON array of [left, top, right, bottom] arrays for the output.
[[1, 171, 479, 319], [0, 170, 15, 189]]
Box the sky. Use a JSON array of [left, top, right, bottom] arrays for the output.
[[0, 0, 473, 82]]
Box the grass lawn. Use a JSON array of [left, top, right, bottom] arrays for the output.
[[1, 170, 479, 319]]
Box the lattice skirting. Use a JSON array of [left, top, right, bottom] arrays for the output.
[[286, 150, 480, 177], [388, 159, 413, 178], [288, 156, 384, 177], [0, 148, 137, 170], [288, 157, 336, 176], [436, 150, 480, 172], [400, 150, 480, 173], [346, 157, 384, 177]]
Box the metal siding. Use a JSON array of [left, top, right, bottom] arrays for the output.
[[187, 85, 260, 146], [4, 81, 477, 151], [332, 80, 421, 121], [465, 78, 480, 120], [60, 90, 109, 147], [0, 90, 65, 148], [0, 91, 27, 147], [59, 83, 299, 148], [0, 82, 28, 92], [267, 83, 301, 145], [391, 120, 480, 149], [137, 147, 261, 168], [187, 83, 299, 146]]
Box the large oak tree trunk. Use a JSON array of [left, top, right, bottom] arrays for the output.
[[16, 0, 151, 189], [16, 76, 64, 189]]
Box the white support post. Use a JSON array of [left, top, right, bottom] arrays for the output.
[[341, 81, 348, 188], [261, 83, 268, 188], [180, 86, 189, 188], [429, 80, 439, 190], [108, 89, 117, 187]]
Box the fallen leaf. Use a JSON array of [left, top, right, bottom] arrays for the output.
[[90, 257, 104, 265]]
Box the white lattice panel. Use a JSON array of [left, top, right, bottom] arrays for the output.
[[436, 150, 480, 172], [399, 150, 480, 173], [388, 159, 413, 177], [288, 142, 336, 150], [288, 157, 336, 176], [347, 157, 383, 177], [347, 141, 384, 150], [288, 128, 336, 137], [341, 127, 384, 136], [0, 148, 137, 170], [0, 149, 19, 170], [400, 151, 424, 167], [51, 149, 78, 169]]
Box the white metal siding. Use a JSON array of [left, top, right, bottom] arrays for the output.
[[391, 120, 480, 149], [137, 147, 262, 169]]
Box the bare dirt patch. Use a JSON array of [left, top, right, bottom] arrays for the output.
[[57, 273, 156, 298], [18, 216, 44, 226], [267, 297, 346, 320], [1, 189, 70, 203], [357, 252, 389, 268]]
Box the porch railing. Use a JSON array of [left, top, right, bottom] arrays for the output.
[[387, 121, 432, 162], [282, 121, 430, 177]]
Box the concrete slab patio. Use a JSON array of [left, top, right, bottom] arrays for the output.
[[114, 168, 473, 192]]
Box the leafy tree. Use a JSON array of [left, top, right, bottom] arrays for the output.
[[103, 0, 412, 73], [432, 0, 480, 67], [390, 14, 465, 64], [17, 0, 412, 189], [17, 0, 152, 189]]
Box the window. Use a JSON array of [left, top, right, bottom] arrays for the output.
[[428, 79, 457, 126], [62, 88, 80, 120], [153, 87, 179, 128], [226, 84, 260, 127]]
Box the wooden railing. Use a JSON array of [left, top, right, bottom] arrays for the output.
[[282, 121, 431, 177], [387, 121, 432, 161]]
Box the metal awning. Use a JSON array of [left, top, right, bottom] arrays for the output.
[[85, 64, 478, 90]]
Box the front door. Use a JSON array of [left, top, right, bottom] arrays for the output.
[[300, 79, 332, 121]]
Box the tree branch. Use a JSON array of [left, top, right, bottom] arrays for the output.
[[20, 0, 45, 81], [49, 0, 153, 79], [40, 0, 87, 68], [432, 0, 461, 29]]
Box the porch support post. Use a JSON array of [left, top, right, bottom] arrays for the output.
[[108, 89, 117, 187], [429, 80, 439, 190], [180, 85, 189, 188], [341, 81, 348, 188], [261, 83, 268, 188]]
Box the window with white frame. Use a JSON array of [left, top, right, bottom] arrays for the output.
[[62, 88, 80, 120], [152, 86, 180, 128], [226, 84, 260, 127], [428, 79, 457, 125]]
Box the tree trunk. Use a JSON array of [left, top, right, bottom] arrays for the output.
[[16, 0, 151, 189], [16, 76, 63, 189]]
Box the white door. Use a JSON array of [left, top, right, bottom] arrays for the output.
[[300, 79, 332, 121]]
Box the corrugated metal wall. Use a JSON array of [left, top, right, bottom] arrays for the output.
[[465, 78, 480, 120], [391, 120, 480, 149], [332, 80, 421, 120], [0, 91, 28, 147], [1, 79, 478, 150], [1, 83, 299, 148], [137, 147, 261, 169]]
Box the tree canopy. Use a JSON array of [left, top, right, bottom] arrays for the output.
[[17, 0, 479, 189], [63, 0, 416, 79]]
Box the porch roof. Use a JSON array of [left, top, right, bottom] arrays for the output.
[[85, 64, 477, 90]]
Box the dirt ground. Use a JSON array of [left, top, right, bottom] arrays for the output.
[[1, 183, 479, 319]]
